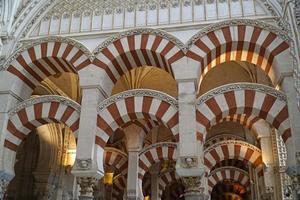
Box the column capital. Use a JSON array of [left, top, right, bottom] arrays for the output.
[[0, 171, 12, 199], [181, 176, 209, 200], [77, 176, 98, 200]]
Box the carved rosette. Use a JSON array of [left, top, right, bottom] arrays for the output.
[[77, 176, 97, 197]]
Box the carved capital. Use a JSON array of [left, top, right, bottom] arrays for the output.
[[0, 178, 10, 198], [181, 176, 202, 193], [77, 176, 98, 197]]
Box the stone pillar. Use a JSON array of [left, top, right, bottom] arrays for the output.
[[253, 120, 275, 199], [72, 69, 107, 199], [124, 123, 145, 200], [150, 164, 160, 200], [172, 58, 206, 199], [280, 75, 300, 200]]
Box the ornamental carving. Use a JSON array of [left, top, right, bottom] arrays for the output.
[[76, 176, 98, 196], [196, 83, 287, 106], [97, 89, 178, 112], [75, 159, 92, 170], [181, 176, 202, 193], [8, 95, 81, 117]]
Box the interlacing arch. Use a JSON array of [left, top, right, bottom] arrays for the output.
[[138, 142, 178, 189], [207, 167, 250, 193], [196, 83, 291, 143], [4, 37, 91, 97], [186, 20, 290, 84], [204, 140, 263, 176]]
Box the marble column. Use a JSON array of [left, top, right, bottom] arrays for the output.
[[281, 75, 300, 200], [150, 164, 160, 200], [172, 58, 205, 190], [72, 69, 107, 199], [253, 120, 275, 199], [124, 123, 145, 200]]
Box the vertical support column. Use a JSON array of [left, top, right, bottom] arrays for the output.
[[281, 75, 300, 199], [253, 120, 275, 199], [124, 123, 145, 200], [172, 58, 207, 199], [0, 72, 23, 199], [72, 69, 107, 200], [150, 164, 160, 200]]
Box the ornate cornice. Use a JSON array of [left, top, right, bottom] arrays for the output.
[[93, 28, 185, 57], [97, 89, 178, 112], [295, 0, 300, 33], [196, 83, 287, 106], [2, 36, 92, 71], [139, 142, 177, 156], [186, 19, 291, 50], [204, 140, 261, 154], [8, 95, 81, 117]]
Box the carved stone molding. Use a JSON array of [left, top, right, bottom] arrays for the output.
[[74, 159, 93, 170], [2, 36, 92, 71], [8, 95, 81, 117], [186, 19, 291, 50], [93, 28, 185, 56], [196, 83, 287, 106], [97, 89, 178, 112]]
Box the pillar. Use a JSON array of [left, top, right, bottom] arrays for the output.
[[72, 69, 107, 199], [150, 164, 160, 200], [281, 75, 300, 199], [124, 123, 145, 200], [253, 120, 275, 199], [172, 57, 206, 199]]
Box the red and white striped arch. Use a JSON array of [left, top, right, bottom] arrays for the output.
[[113, 175, 127, 200], [4, 95, 80, 152], [104, 147, 128, 173], [218, 114, 260, 131], [187, 23, 290, 84], [158, 170, 180, 197], [95, 90, 179, 151], [122, 119, 160, 136], [6, 38, 91, 95], [196, 83, 291, 143], [204, 140, 263, 176], [138, 143, 178, 189], [207, 167, 250, 193], [92, 29, 185, 87]]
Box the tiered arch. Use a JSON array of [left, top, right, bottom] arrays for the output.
[[204, 140, 263, 176], [91, 29, 185, 95], [104, 147, 128, 173], [4, 37, 91, 97], [196, 83, 291, 143], [158, 170, 180, 197], [207, 167, 250, 193], [138, 143, 178, 188], [186, 20, 290, 84]]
